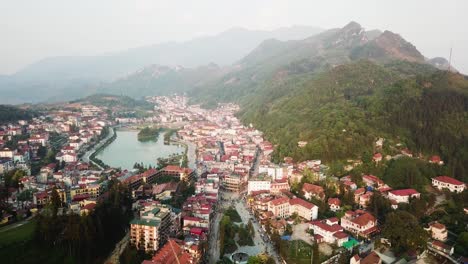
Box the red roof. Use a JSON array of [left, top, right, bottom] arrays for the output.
[[328, 198, 341, 206], [433, 176, 464, 186], [302, 183, 325, 197], [269, 197, 289, 206], [333, 231, 348, 239], [389, 189, 420, 197], [289, 198, 316, 210]]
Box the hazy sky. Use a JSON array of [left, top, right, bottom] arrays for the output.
[[1, 0, 467, 74]]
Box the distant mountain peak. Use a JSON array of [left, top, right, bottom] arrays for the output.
[[374, 30, 424, 62], [343, 21, 362, 31]]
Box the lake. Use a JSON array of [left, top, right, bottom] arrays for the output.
[[96, 130, 185, 169]]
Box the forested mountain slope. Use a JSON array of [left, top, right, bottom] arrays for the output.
[[188, 22, 467, 181]]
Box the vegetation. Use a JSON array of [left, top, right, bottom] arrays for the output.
[[0, 105, 36, 123], [382, 211, 428, 255], [278, 240, 313, 264], [247, 254, 275, 264], [71, 94, 153, 110], [0, 179, 132, 264], [224, 207, 242, 223], [137, 126, 162, 142], [0, 220, 36, 247]]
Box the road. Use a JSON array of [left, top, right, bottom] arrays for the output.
[[81, 126, 115, 169], [104, 232, 129, 264], [234, 196, 280, 263], [0, 215, 35, 233]]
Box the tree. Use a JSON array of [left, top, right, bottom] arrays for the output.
[[312, 242, 320, 264], [382, 211, 427, 255], [50, 188, 62, 216], [368, 191, 392, 223], [455, 232, 468, 256]]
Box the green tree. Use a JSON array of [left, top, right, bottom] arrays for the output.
[[455, 232, 468, 256], [382, 211, 427, 254]]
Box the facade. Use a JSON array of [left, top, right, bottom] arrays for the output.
[[309, 218, 348, 246], [432, 176, 465, 193], [340, 210, 377, 238], [247, 174, 271, 194], [70, 184, 100, 201], [223, 174, 242, 192], [267, 197, 318, 221], [427, 222, 448, 242], [388, 189, 420, 204], [302, 183, 325, 201], [130, 206, 172, 252]]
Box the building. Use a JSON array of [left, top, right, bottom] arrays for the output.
[[309, 218, 348, 246], [70, 184, 100, 201], [268, 197, 318, 221], [289, 198, 318, 221], [387, 189, 420, 205], [340, 210, 377, 238], [130, 205, 172, 252], [302, 183, 325, 201], [427, 222, 447, 242], [328, 198, 341, 212], [247, 174, 271, 194], [430, 240, 454, 255], [159, 165, 195, 181], [268, 197, 290, 218], [223, 174, 243, 192], [142, 239, 195, 264], [432, 176, 465, 193]]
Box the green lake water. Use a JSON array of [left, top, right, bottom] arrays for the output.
[[96, 130, 185, 169]]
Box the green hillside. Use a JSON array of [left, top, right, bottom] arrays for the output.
[[0, 105, 36, 123], [189, 22, 467, 181]]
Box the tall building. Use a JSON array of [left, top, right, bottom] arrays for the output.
[[130, 205, 172, 252]]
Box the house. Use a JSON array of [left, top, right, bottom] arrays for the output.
[[427, 222, 447, 242], [328, 198, 341, 212], [373, 153, 382, 163], [309, 218, 348, 246], [268, 197, 318, 221], [350, 254, 360, 264], [289, 198, 318, 221], [340, 210, 377, 238], [429, 155, 444, 165], [360, 251, 382, 264], [142, 239, 194, 264], [387, 189, 420, 207], [432, 176, 465, 193], [302, 183, 325, 201], [362, 175, 384, 188], [297, 141, 308, 148], [431, 240, 454, 255]]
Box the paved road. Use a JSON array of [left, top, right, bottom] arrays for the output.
[[234, 197, 280, 263], [104, 232, 129, 264], [0, 215, 35, 233], [81, 126, 115, 169]]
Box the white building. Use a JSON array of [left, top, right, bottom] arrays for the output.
[[388, 189, 420, 204], [309, 218, 348, 246], [432, 176, 465, 193]]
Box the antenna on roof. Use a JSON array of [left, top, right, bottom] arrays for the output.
[[448, 47, 453, 72]]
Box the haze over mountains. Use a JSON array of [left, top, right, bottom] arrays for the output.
[[0, 22, 460, 105], [0, 25, 322, 103]]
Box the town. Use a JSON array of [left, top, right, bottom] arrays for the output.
[[0, 95, 467, 264]]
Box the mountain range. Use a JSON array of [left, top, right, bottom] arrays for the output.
[[0, 26, 322, 104]]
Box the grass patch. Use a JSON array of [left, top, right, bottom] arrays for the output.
[[0, 220, 36, 247], [280, 240, 313, 264], [224, 207, 242, 223]]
